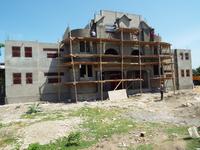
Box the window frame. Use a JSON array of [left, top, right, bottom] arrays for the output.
[[181, 69, 185, 77], [180, 53, 183, 60], [80, 65, 93, 78], [12, 46, 21, 57], [47, 53, 58, 58], [186, 69, 190, 77], [185, 53, 189, 60], [26, 73, 33, 84], [25, 47, 32, 58], [13, 73, 21, 84], [47, 78, 61, 84], [79, 41, 91, 53]]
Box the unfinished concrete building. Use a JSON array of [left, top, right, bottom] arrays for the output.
[[60, 10, 176, 102], [5, 40, 69, 103], [173, 49, 193, 90], [4, 10, 193, 104]]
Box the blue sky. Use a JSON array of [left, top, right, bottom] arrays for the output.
[[0, 0, 199, 68]]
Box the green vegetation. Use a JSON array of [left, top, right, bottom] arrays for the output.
[[165, 125, 188, 136], [0, 122, 3, 128], [27, 131, 93, 150], [21, 110, 67, 121], [186, 138, 200, 150], [164, 125, 200, 150], [26, 103, 42, 114], [65, 132, 81, 146], [22, 106, 200, 150], [0, 133, 17, 148], [27, 107, 136, 150], [193, 66, 200, 75], [0, 43, 4, 48], [135, 144, 153, 150], [69, 107, 136, 140]]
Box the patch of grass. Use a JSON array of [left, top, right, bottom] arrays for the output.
[[21, 112, 47, 119], [27, 131, 94, 150], [164, 125, 200, 149], [135, 144, 153, 150], [186, 138, 200, 150], [27, 107, 136, 150], [21, 110, 67, 121], [165, 125, 188, 136], [0, 135, 17, 148], [0, 122, 3, 128], [70, 107, 135, 140], [26, 103, 42, 114]]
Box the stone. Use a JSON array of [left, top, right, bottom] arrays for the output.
[[140, 132, 145, 137]]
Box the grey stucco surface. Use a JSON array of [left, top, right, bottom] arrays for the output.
[[5, 40, 69, 104]]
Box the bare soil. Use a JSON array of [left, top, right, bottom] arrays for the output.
[[0, 88, 200, 150]]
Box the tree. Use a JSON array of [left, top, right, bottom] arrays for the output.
[[0, 43, 4, 48], [193, 66, 200, 75]]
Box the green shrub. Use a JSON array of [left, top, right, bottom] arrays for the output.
[[26, 103, 41, 114], [27, 143, 41, 150], [0, 123, 3, 128], [65, 132, 81, 146]]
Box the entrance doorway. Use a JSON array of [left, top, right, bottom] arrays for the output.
[[103, 71, 122, 91]]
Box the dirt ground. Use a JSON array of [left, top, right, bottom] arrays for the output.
[[0, 88, 200, 150]]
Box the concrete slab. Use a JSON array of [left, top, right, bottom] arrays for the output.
[[108, 89, 127, 100]]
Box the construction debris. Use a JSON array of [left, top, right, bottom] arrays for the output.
[[108, 89, 127, 100], [188, 126, 200, 138]]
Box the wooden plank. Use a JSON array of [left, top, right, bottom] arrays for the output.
[[64, 54, 172, 59], [63, 78, 143, 86], [63, 37, 171, 47]]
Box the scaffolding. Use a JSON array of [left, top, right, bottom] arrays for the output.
[[60, 27, 175, 102]]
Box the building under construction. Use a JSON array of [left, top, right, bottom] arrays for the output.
[[60, 10, 176, 102], [4, 10, 193, 104]]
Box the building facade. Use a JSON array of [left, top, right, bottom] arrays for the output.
[[5, 40, 69, 104], [4, 10, 193, 104], [61, 10, 176, 101], [173, 49, 193, 89]]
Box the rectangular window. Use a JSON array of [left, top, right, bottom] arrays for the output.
[[180, 53, 183, 60], [186, 69, 190, 77], [153, 65, 159, 75], [181, 70, 185, 77], [26, 73, 33, 84], [47, 53, 58, 58], [48, 78, 61, 84], [80, 41, 90, 52], [25, 47, 32, 57], [87, 65, 93, 77], [80, 65, 93, 78], [185, 53, 189, 60], [80, 65, 86, 77], [44, 72, 64, 76], [80, 41, 85, 52], [86, 42, 90, 52], [12, 46, 20, 57], [13, 73, 21, 84]]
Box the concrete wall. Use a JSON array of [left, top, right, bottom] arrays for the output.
[[174, 49, 193, 90], [5, 40, 69, 104]]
